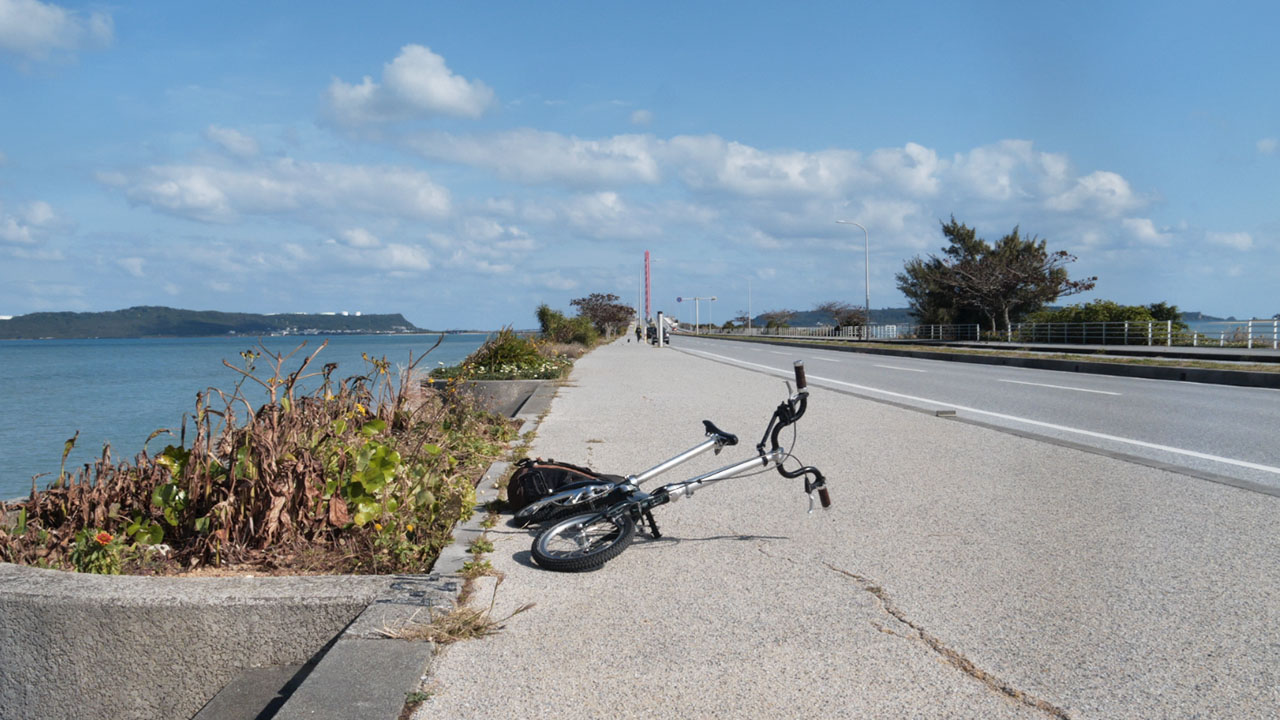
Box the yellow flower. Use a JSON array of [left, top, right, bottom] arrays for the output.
[[406, 524, 415, 532], [355, 403, 367, 415], [374, 522, 383, 531]]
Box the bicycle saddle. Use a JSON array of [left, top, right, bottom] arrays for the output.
[[702, 420, 739, 446]]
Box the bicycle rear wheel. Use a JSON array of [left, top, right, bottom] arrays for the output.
[[531, 512, 636, 572]]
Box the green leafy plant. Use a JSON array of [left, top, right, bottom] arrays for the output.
[[69, 529, 124, 575], [430, 327, 573, 381], [459, 558, 497, 578]]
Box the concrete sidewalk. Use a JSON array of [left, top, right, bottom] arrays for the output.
[[414, 340, 1279, 719]]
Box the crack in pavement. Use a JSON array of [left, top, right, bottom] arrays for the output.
[[819, 558, 1073, 720], [756, 545, 1071, 718]]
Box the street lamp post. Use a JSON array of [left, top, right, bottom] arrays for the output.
[[677, 296, 717, 334], [836, 220, 870, 320]]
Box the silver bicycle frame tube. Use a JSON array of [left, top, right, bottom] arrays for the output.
[[661, 447, 786, 502], [631, 437, 720, 484]]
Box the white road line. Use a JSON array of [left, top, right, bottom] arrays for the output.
[[810, 356, 841, 362], [685, 348, 1280, 477], [768, 350, 791, 356], [874, 364, 926, 373], [998, 379, 1120, 396]]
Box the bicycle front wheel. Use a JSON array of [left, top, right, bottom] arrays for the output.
[[531, 512, 636, 572]]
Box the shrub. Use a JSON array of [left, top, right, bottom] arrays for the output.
[[0, 339, 516, 574], [429, 327, 574, 381], [536, 304, 599, 345]]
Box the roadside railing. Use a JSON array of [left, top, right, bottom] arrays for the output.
[[713, 323, 982, 341], [704, 319, 1280, 350], [1007, 320, 1280, 349]]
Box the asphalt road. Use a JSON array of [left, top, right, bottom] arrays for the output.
[[675, 335, 1280, 495], [416, 338, 1280, 720]]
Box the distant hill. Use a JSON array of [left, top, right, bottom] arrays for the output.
[[0, 306, 425, 339], [727, 308, 917, 327]]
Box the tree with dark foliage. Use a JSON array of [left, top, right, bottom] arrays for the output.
[[759, 309, 796, 329], [814, 301, 868, 329], [569, 293, 634, 337], [896, 217, 1096, 332]]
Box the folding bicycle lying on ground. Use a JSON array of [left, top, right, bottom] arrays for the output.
[[517, 361, 830, 571]]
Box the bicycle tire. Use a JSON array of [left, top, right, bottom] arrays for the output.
[[531, 512, 636, 572]]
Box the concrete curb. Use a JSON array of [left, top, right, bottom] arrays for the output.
[[705, 334, 1280, 389]]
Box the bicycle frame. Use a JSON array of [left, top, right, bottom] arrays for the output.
[[527, 361, 829, 571], [517, 360, 828, 530]]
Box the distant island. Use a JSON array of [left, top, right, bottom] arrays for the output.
[[0, 306, 427, 340]]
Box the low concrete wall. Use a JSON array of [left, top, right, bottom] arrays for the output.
[[0, 563, 388, 720], [423, 379, 546, 417]]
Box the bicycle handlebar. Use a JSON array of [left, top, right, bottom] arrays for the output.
[[793, 360, 807, 390], [788, 361, 829, 507]]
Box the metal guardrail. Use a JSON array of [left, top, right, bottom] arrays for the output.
[[1007, 320, 1280, 349]]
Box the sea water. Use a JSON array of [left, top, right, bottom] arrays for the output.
[[0, 333, 488, 501]]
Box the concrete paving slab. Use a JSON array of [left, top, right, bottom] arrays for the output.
[[192, 664, 306, 720], [413, 340, 1280, 719]]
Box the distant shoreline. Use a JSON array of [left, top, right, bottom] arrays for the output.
[[0, 330, 494, 342], [0, 305, 509, 340]]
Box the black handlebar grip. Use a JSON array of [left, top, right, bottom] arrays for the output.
[[818, 487, 831, 508], [793, 361, 807, 389]]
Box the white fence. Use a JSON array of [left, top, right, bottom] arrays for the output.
[[705, 319, 1280, 350], [1007, 319, 1280, 349], [713, 324, 982, 341]]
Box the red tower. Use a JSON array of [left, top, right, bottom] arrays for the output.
[[644, 250, 651, 321]]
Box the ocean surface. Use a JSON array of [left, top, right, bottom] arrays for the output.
[[0, 333, 488, 502]]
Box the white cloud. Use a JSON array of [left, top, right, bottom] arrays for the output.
[[1122, 217, 1171, 246], [23, 200, 54, 225], [850, 198, 924, 235], [0, 216, 33, 244], [326, 44, 494, 126], [533, 271, 577, 291], [205, 126, 260, 158], [0, 0, 112, 61], [1045, 170, 1141, 216], [631, 109, 653, 126], [337, 227, 381, 248], [380, 243, 431, 271], [0, 199, 57, 244], [665, 135, 866, 197], [113, 159, 451, 224], [1258, 138, 1277, 156], [1207, 231, 1253, 251], [561, 191, 657, 239], [408, 132, 1139, 238], [117, 256, 145, 277], [868, 143, 940, 196], [408, 129, 659, 186]]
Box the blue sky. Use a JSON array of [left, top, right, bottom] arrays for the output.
[[1, 0, 1276, 329]]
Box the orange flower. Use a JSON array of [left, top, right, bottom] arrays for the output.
[[95, 531, 113, 546]]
